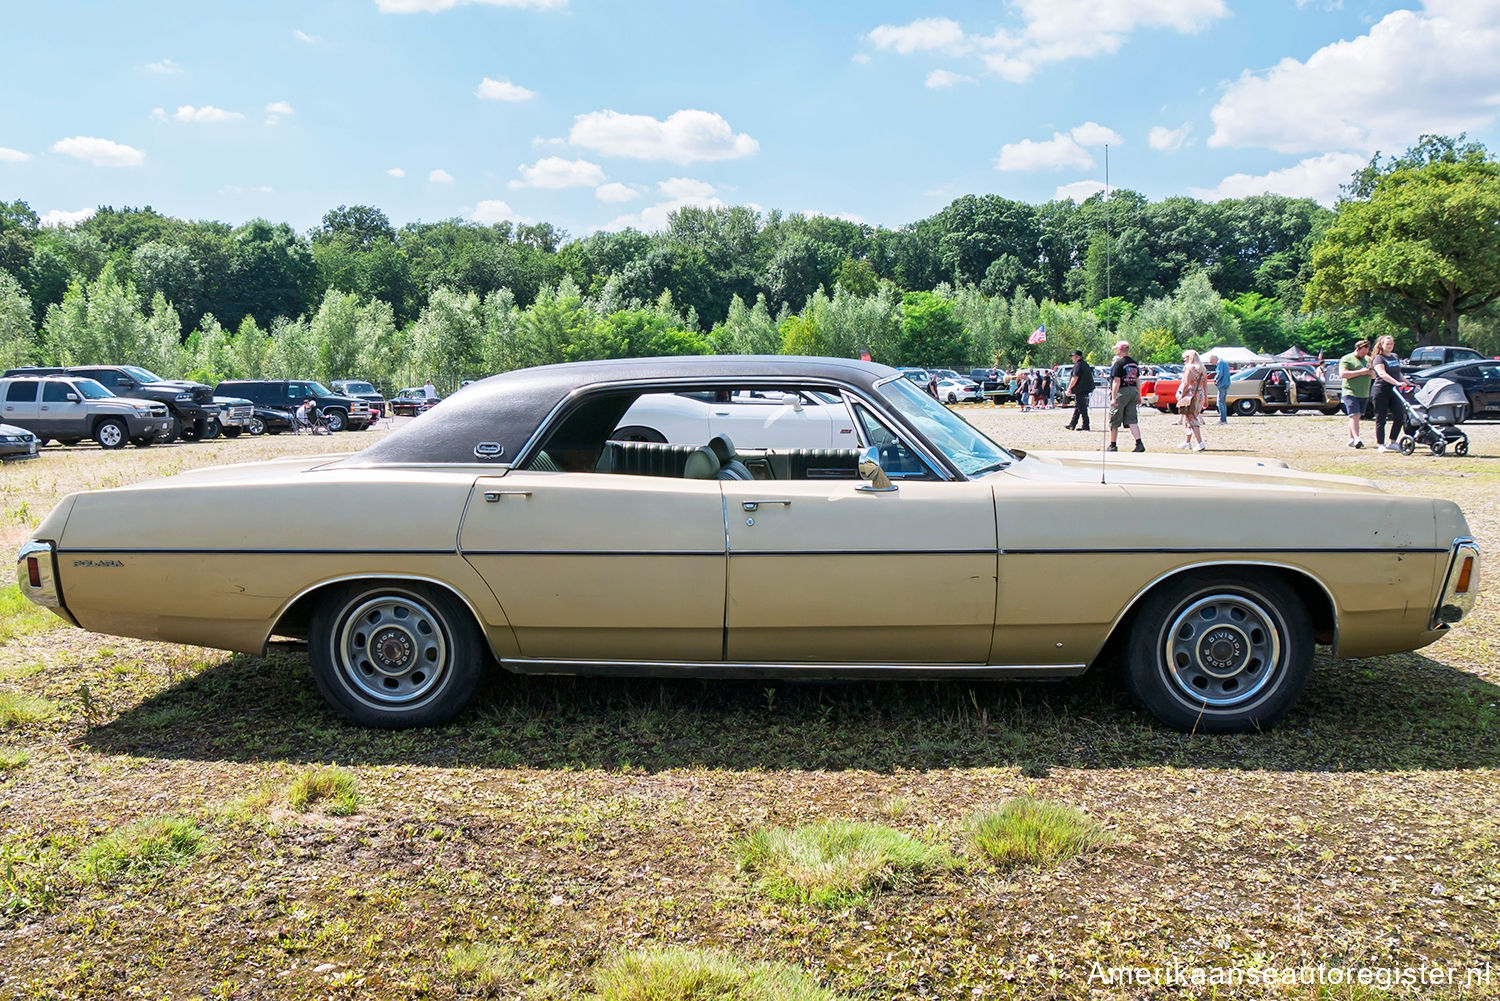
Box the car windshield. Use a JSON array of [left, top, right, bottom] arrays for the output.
[[74, 379, 113, 399], [307, 382, 335, 397], [122, 366, 161, 383], [877, 376, 1014, 477], [343, 381, 375, 394]]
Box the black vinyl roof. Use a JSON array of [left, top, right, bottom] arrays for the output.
[[339, 355, 898, 466]]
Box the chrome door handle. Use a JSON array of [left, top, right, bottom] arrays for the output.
[[483, 490, 533, 502], [741, 499, 791, 512]]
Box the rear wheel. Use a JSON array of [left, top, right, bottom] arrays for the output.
[[1455, 438, 1469, 456], [1398, 436, 1416, 455], [94, 418, 128, 450], [1431, 440, 1447, 456], [308, 582, 484, 728], [612, 425, 667, 443], [1125, 571, 1312, 733], [1233, 398, 1259, 416]]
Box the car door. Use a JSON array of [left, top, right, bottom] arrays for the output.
[[1, 381, 39, 433], [720, 474, 997, 664], [458, 472, 727, 662], [709, 390, 847, 449], [1475, 364, 1500, 414], [40, 380, 87, 439]]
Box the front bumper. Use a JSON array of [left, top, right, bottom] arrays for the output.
[[0, 436, 38, 460], [1431, 537, 1481, 629]]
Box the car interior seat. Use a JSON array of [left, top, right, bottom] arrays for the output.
[[707, 434, 754, 480]]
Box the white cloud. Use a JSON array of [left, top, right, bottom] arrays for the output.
[[569, 109, 758, 164], [1069, 121, 1123, 146], [926, 69, 975, 89], [254, 185, 274, 193], [173, 105, 244, 123], [801, 209, 868, 224], [510, 156, 606, 189], [532, 135, 566, 147], [476, 77, 536, 101], [265, 101, 295, 125], [868, 2, 1227, 83], [0, 147, 31, 163], [595, 182, 641, 203], [1055, 180, 1106, 202], [145, 58, 183, 75], [50, 136, 145, 167], [600, 177, 724, 232], [39, 208, 96, 227], [851, 52, 871, 65], [1210, 3, 1500, 154], [996, 122, 1117, 171], [1189, 151, 1367, 206], [429, 168, 454, 183], [1149, 122, 1193, 151], [867, 17, 967, 54], [150, 108, 167, 122], [377, 0, 566, 11], [387, 167, 406, 177], [471, 199, 527, 224], [294, 29, 321, 43]]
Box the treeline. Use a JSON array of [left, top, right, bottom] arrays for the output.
[[0, 151, 1491, 390]]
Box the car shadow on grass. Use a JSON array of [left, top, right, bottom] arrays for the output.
[[77, 646, 1500, 773]]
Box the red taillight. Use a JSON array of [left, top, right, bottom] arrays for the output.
[[1456, 556, 1474, 594], [26, 556, 41, 588]]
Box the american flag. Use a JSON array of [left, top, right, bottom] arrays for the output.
[[1027, 324, 1047, 344]]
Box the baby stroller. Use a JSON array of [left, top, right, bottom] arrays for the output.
[[1394, 378, 1469, 456]]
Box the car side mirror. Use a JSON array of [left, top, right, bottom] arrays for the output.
[[66, 393, 79, 402], [119, 380, 135, 389], [780, 393, 803, 413], [857, 446, 897, 493]]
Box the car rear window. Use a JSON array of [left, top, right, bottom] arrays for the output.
[[4, 382, 37, 403]]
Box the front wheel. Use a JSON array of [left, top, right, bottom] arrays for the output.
[[246, 415, 266, 436], [1233, 398, 1259, 417], [307, 583, 484, 728], [221, 427, 242, 438], [324, 409, 348, 432], [1398, 436, 1416, 455], [94, 419, 128, 450], [198, 418, 221, 440], [1124, 571, 1313, 733]]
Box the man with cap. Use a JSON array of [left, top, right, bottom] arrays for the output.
[[1063, 348, 1094, 430]]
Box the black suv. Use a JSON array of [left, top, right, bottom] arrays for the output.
[[330, 379, 386, 420], [1406, 345, 1486, 371], [214, 379, 374, 432], [3, 365, 219, 442]]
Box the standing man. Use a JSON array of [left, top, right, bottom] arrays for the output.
[[1107, 340, 1145, 452], [423, 377, 437, 401], [1338, 339, 1373, 449], [1064, 349, 1094, 430], [1211, 353, 1230, 424]]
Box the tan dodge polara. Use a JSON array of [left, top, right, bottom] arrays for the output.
[[17, 356, 1481, 733]]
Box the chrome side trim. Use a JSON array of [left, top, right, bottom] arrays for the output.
[[1093, 558, 1342, 659], [500, 657, 1088, 679], [16, 540, 62, 609], [1431, 537, 1480, 630]]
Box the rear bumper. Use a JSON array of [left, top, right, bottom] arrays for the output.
[[17, 540, 77, 624]]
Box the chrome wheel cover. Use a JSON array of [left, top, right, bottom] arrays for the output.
[[1160, 591, 1284, 710], [335, 593, 449, 710], [98, 423, 124, 448]]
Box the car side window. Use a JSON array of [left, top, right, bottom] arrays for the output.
[[88, 370, 119, 390], [41, 381, 72, 402], [4, 382, 37, 403], [851, 404, 934, 479]]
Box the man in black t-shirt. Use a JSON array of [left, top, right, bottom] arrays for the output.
[[1107, 340, 1145, 452], [1064, 349, 1094, 430]]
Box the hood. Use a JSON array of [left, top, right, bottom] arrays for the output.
[[1013, 449, 1383, 495]]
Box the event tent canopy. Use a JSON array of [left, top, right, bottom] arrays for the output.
[[1203, 346, 1265, 364]]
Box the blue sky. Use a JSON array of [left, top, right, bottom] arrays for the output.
[[3, 0, 1499, 236]]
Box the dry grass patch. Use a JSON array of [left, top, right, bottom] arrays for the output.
[[737, 821, 950, 905], [286, 765, 360, 815], [595, 947, 847, 1001], [965, 797, 1107, 870], [0, 747, 30, 771], [76, 816, 202, 881]]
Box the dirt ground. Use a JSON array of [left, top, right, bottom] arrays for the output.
[[0, 405, 1496, 1000]]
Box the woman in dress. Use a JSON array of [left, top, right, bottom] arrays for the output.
[[1177, 349, 1208, 451]]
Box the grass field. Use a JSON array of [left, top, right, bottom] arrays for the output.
[[0, 408, 1496, 999]]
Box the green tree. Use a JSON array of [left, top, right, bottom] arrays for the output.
[[411, 287, 485, 391], [713, 294, 781, 354], [1305, 158, 1500, 343], [0, 271, 36, 369], [898, 291, 965, 365], [1224, 292, 1287, 353]]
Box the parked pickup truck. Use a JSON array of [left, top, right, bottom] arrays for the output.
[[967, 368, 1013, 404], [0, 374, 172, 448]]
